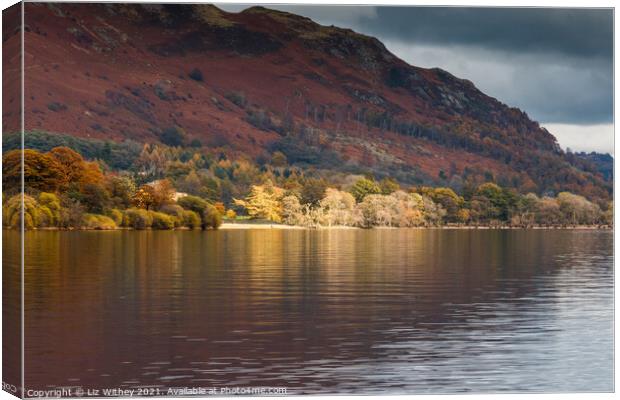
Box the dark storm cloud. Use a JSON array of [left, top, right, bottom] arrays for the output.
[[358, 7, 613, 60]]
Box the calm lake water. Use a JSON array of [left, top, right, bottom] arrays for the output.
[[7, 229, 614, 394]]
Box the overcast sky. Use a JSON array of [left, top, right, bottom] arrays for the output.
[[219, 4, 614, 155]]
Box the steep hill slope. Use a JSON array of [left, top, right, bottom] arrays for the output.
[[3, 3, 611, 200]]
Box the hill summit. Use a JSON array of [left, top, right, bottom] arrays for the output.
[[3, 3, 611, 200]]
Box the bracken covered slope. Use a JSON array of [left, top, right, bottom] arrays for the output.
[[3, 3, 611, 199]]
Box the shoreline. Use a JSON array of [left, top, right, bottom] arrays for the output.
[[219, 224, 612, 230], [6, 223, 613, 231]]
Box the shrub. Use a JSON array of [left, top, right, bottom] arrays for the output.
[[106, 209, 124, 226], [203, 204, 222, 229], [23, 213, 36, 230], [177, 195, 208, 213], [177, 195, 221, 229], [154, 83, 170, 100], [47, 102, 67, 112], [160, 203, 184, 216], [123, 208, 152, 229], [37, 206, 55, 227], [225, 209, 237, 219], [182, 210, 201, 229], [188, 68, 203, 82], [160, 126, 186, 147], [38, 192, 61, 226], [81, 214, 117, 230], [39, 192, 61, 210], [149, 211, 175, 230], [245, 109, 275, 131], [160, 204, 185, 227], [188, 138, 202, 148], [3, 194, 42, 229], [224, 91, 247, 108], [59, 198, 85, 228]]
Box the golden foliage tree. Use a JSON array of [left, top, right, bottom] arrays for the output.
[[234, 180, 284, 222], [132, 185, 156, 210]]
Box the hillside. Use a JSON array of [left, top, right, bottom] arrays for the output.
[[3, 3, 611, 200]]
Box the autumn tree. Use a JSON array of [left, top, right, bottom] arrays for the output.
[[107, 175, 136, 209], [417, 187, 464, 223], [199, 177, 221, 203], [358, 194, 399, 227], [557, 192, 601, 225], [233, 181, 284, 222], [135, 144, 168, 179], [602, 201, 613, 226], [300, 177, 327, 206], [48, 146, 86, 189], [271, 151, 288, 168], [379, 177, 400, 195], [535, 196, 562, 226], [177, 170, 202, 195], [132, 185, 156, 210], [281, 195, 304, 225], [151, 179, 175, 210], [422, 195, 446, 226], [319, 188, 359, 226], [391, 191, 425, 227], [46, 146, 109, 212], [79, 183, 111, 214], [350, 178, 381, 203], [3, 149, 64, 193], [470, 182, 517, 223], [49, 146, 105, 189], [511, 193, 539, 227]]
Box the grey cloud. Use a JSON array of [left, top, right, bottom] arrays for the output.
[[384, 41, 612, 124], [361, 7, 613, 60], [508, 57, 612, 124]]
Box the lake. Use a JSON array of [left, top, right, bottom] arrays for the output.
[[7, 229, 614, 394]]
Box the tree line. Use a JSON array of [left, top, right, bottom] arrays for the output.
[[2, 145, 612, 230], [233, 179, 612, 228], [2, 147, 221, 230]]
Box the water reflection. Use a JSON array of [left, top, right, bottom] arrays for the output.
[[3, 229, 22, 394], [10, 229, 613, 393]]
